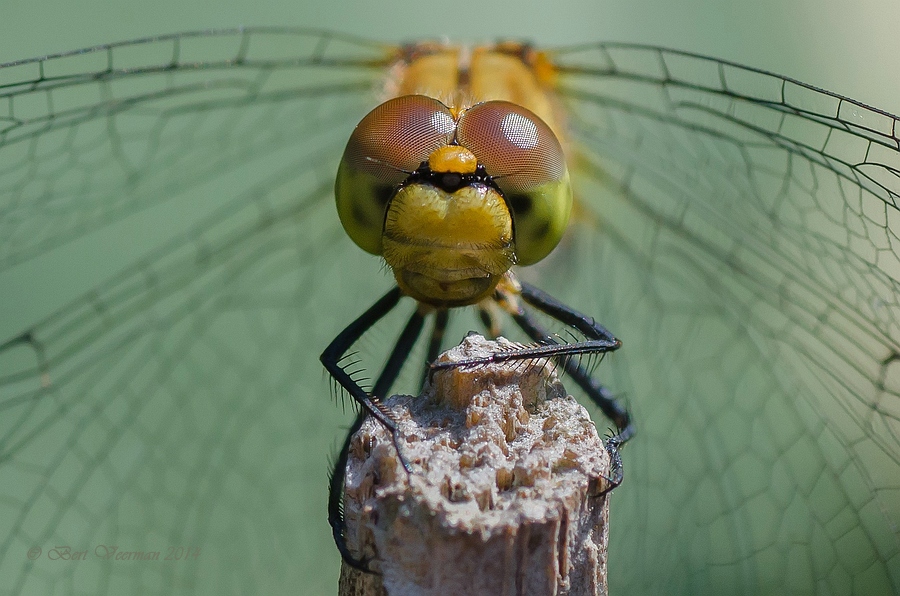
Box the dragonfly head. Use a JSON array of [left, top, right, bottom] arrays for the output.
[[335, 95, 572, 306]]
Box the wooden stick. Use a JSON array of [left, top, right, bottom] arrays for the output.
[[338, 335, 613, 596]]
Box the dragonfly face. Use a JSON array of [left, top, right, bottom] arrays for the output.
[[0, 29, 898, 595]]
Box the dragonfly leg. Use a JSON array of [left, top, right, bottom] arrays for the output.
[[516, 281, 633, 492], [328, 410, 373, 573], [431, 281, 621, 374], [372, 307, 428, 399], [419, 309, 449, 392], [430, 280, 633, 493], [517, 282, 632, 437], [321, 286, 424, 475], [324, 292, 429, 574]]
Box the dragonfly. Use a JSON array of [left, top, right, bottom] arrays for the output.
[[0, 27, 897, 595]]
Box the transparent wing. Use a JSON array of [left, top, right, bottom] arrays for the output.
[[0, 28, 391, 270], [533, 43, 899, 594], [0, 28, 396, 596], [1, 31, 898, 596]]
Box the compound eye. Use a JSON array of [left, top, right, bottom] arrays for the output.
[[342, 95, 457, 180], [336, 95, 457, 254], [456, 100, 566, 193], [456, 101, 572, 266]]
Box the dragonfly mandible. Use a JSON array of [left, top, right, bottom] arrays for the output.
[[0, 28, 897, 595]]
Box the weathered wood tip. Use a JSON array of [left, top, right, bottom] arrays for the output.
[[339, 334, 612, 596]]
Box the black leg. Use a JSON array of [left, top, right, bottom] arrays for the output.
[[510, 303, 631, 492], [518, 281, 620, 346], [517, 282, 633, 490], [420, 309, 449, 391], [325, 296, 427, 574], [328, 411, 372, 573], [321, 286, 409, 465], [373, 309, 427, 398], [431, 284, 620, 371], [519, 280, 633, 462], [431, 280, 633, 493], [478, 307, 493, 334], [512, 292, 631, 435]]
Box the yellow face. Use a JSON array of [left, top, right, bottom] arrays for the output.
[[335, 94, 572, 306]]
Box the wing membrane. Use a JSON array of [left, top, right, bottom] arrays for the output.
[[0, 27, 390, 270], [0, 28, 393, 595], [538, 42, 899, 593], [0, 31, 898, 595]]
